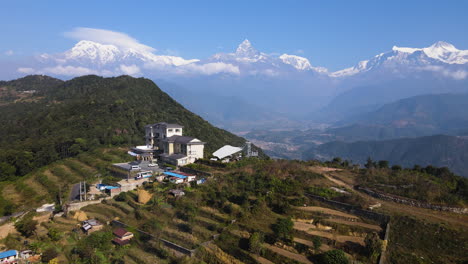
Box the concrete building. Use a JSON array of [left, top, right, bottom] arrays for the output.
[[160, 136, 205, 166], [145, 122, 183, 150]]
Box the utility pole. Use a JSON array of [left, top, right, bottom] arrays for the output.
[[79, 181, 82, 202]]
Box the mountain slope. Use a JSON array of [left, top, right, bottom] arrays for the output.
[[304, 135, 468, 177], [0, 75, 250, 180]]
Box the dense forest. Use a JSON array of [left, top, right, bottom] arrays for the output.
[[0, 75, 250, 181]]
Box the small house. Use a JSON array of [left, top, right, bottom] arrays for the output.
[[169, 189, 185, 197], [82, 219, 103, 233], [163, 171, 196, 184], [113, 228, 134, 241], [112, 228, 134, 246], [0, 250, 18, 263]]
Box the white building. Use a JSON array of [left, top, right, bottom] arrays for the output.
[[144, 122, 205, 166], [145, 123, 183, 150]]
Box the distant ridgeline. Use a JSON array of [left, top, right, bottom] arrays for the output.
[[0, 75, 258, 181]]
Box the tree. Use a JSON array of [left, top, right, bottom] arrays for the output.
[[319, 250, 349, 264], [48, 227, 61, 241], [14, 214, 38, 237], [42, 248, 58, 263], [312, 235, 322, 250], [248, 232, 264, 254], [272, 217, 294, 242], [391, 165, 402, 171], [378, 160, 389, 169], [365, 157, 375, 169], [365, 232, 383, 261]]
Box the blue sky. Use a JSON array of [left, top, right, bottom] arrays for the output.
[[2, 0, 468, 70]]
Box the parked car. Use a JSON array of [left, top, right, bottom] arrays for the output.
[[148, 163, 157, 167], [165, 167, 174, 171], [130, 165, 141, 170]]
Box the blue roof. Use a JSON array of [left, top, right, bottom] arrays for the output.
[[163, 172, 187, 179], [97, 184, 120, 190], [0, 250, 17, 259]]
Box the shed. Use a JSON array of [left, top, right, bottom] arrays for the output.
[[213, 145, 243, 160], [113, 228, 134, 240]]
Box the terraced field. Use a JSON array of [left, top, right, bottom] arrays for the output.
[[0, 148, 131, 212]]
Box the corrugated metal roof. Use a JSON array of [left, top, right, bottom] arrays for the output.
[[0, 250, 18, 259], [163, 172, 187, 179], [213, 145, 243, 159]]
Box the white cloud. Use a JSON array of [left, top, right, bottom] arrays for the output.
[[4, 50, 14, 56], [64, 27, 155, 53], [40, 65, 98, 76], [17, 67, 35, 74], [295, 49, 305, 55], [181, 62, 240, 75], [119, 64, 141, 76], [421, 65, 468, 80]]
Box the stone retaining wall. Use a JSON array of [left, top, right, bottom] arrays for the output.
[[357, 186, 468, 214]]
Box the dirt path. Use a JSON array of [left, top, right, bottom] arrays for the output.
[[296, 206, 359, 219], [0, 222, 18, 239], [325, 218, 382, 231], [294, 222, 365, 246], [265, 244, 313, 264], [250, 254, 275, 264], [310, 166, 468, 228]]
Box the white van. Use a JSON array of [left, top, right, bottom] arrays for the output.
[[130, 165, 140, 170]]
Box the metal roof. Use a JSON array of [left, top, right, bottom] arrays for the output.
[[0, 250, 18, 259], [213, 145, 243, 159], [163, 172, 187, 179]]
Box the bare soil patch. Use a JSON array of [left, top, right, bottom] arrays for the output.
[[294, 222, 365, 246], [325, 218, 382, 231], [265, 244, 313, 264], [296, 206, 359, 219]]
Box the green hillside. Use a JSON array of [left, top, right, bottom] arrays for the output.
[[0, 75, 250, 181], [304, 135, 468, 177]]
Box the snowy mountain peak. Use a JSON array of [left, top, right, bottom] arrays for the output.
[[429, 41, 457, 51], [66, 40, 121, 64], [279, 54, 312, 70], [235, 39, 260, 57]]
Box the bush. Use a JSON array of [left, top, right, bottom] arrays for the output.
[[42, 248, 58, 263], [272, 217, 294, 242], [248, 232, 264, 254], [14, 213, 38, 237], [319, 250, 349, 264]]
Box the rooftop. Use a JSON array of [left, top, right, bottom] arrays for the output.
[[0, 250, 18, 259], [164, 171, 188, 179], [145, 122, 184, 129], [163, 135, 205, 144], [113, 228, 132, 238], [213, 145, 243, 159]]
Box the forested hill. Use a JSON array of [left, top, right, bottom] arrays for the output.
[[0, 75, 248, 180], [304, 135, 468, 177]]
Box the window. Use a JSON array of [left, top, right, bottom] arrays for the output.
[[168, 129, 173, 132], [176, 129, 180, 132]]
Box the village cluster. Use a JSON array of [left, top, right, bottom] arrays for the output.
[[0, 122, 255, 262]]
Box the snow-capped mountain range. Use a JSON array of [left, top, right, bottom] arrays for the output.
[[332, 41, 468, 78], [17, 39, 468, 80]]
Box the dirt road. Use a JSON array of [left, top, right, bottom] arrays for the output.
[[265, 244, 313, 264]]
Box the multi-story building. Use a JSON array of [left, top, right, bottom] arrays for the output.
[[143, 122, 205, 166], [145, 122, 183, 150]]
